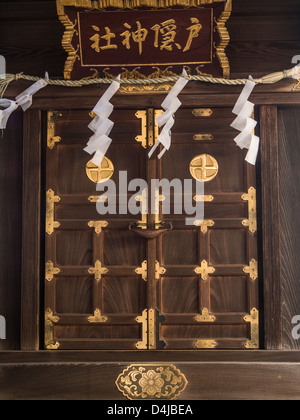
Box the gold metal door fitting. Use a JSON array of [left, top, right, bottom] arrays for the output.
[[86, 157, 114, 183], [136, 309, 148, 350], [136, 308, 166, 350], [45, 309, 60, 350], [88, 220, 108, 234], [195, 308, 216, 323], [88, 260, 108, 282], [192, 109, 213, 117], [190, 154, 219, 182], [46, 189, 61, 235], [194, 195, 214, 202], [193, 134, 214, 141], [135, 260, 148, 282], [45, 261, 61, 282], [88, 309, 108, 323], [194, 219, 215, 233], [135, 189, 148, 229], [47, 111, 62, 149], [135, 110, 147, 149], [195, 260, 215, 281], [243, 259, 258, 281], [244, 308, 259, 349], [195, 340, 217, 349], [242, 187, 257, 233]]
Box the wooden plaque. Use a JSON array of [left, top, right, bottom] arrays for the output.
[[56, 0, 232, 80]]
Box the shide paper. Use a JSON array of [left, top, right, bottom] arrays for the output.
[[84, 75, 121, 166]]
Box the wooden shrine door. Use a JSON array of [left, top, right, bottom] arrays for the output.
[[44, 105, 259, 351]]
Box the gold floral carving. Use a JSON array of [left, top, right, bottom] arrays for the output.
[[116, 364, 188, 400]]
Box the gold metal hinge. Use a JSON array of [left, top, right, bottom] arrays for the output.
[[45, 309, 60, 350], [135, 260, 148, 282], [195, 308, 216, 323], [243, 259, 258, 281], [135, 110, 147, 149], [136, 309, 148, 350], [195, 340, 217, 349], [192, 109, 213, 118], [47, 111, 62, 149], [244, 308, 259, 349], [194, 219, 215, 233], [88, 309, 108, 323], [195, 260, 215, 281], [46, 189, 61, 235], [88, 260, 108, 282], [45, 261, 60, 282], [154, 109, 164, 146], [156, 261, 166, 280], [88, 220, 108, 234], [242, 187, 257, 233]]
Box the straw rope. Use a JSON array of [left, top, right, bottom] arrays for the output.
[[1, 65, 299, 98]]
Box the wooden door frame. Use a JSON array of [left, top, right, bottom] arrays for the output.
[[9, 82, 300, 399]]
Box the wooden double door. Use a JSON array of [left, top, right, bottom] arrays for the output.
[[44, 105, 259, 351]]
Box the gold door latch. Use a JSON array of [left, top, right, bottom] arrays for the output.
[[135, 109, 164, 149], [45, 309, 60, 350], [244, 308, 259, 349], [136, 308, 166, 350]]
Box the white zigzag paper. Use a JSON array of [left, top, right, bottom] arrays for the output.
[[231, 78, 260, 165], [84, 75, 121, 166], [0, 72, 49, 129], [148, 69, 189, 159]]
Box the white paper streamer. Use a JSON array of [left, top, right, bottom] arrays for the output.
[[291, 63, 300, 79], [148, 69, 189, 159], [231, 78, 260, 165], [16, 72, 49, 111], [0, 72, 49, 129], [84, 75, 121, 166], [0, 99, 19, 129]]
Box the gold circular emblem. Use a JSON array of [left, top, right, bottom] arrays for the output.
[[86, 157, 114, 183], [190, 154, 219, 182]]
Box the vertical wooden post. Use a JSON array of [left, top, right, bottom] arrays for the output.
[[21, 109, 42, 350], [260, 105, 282, 349]]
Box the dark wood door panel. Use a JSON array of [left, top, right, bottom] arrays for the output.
[[155, 107, 259, 350], [45, 106, 259, 351]]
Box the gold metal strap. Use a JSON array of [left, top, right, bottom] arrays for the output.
[[46, 189, 61, 235]]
